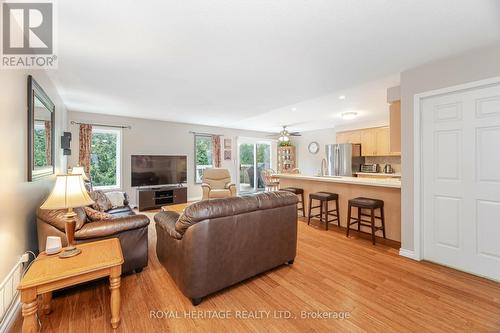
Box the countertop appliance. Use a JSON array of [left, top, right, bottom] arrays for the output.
[[360, 164, 379, 173], [325, 143, 363, 177], [383, 164, 394, 174]]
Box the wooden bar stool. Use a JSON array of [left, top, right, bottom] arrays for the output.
[[307, 192, 340, 230], [281, 187, 305, 217], [346, 197, 386, 245]]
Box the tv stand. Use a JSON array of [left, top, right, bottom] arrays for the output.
[[137, 185, 187, 211]]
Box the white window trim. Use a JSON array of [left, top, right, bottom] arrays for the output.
[[194, 134, 214, 184], [92, 126, 122, 190]]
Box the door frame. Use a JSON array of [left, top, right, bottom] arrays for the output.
[[236, 137, 276, 193], [412, 75, 500, 261]]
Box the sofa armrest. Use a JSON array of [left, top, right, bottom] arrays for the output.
[[75, 214, 150, 239], [227, 183, 236, 196], [201, 183, 211, 200], [154, 211, 182, 240]]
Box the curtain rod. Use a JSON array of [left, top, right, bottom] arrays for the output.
[[189, 131, 223, 136], [70, 121, 131, 129]]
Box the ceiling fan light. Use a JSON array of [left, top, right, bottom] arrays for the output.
[[342, 111, 357, 120]]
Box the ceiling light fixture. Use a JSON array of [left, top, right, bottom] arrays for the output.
[[342, 111, 357, 120], [291, 107, 297, 112], [338, 95, 346, 100]]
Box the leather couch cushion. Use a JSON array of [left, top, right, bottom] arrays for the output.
[[174, 191, 297, 236], [106, 206, 135, 217], [75, 214, 150, 239], [155, 211, 182, 239], [37, 207, 87, 231]]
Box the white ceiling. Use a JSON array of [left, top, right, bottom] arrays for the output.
[[50, 0, 500, 132]]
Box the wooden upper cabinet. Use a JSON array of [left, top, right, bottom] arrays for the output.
[[360, 129, 377, 156], [336, 126, 398, 156], [389, 101, 401, 154], [336, 130, 361, 144], [375, 127, 390, 156], [336, 132, 348, 144]]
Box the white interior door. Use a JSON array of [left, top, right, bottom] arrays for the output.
[[422, 81, 500, 281]]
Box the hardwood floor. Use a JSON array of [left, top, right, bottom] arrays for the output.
[[10, 211, 500, 333]]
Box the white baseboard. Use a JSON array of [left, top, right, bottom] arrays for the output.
[[0, 297, 20, 333], [399, 248, 420, 261]]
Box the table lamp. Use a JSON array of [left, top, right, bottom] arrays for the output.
[[70, 166, 89, 181], [40, 175, 94, 258]]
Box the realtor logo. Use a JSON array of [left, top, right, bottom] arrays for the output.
[[1, 1, 57, 68]]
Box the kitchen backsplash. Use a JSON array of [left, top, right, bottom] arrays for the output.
[[364, 156, 401, 173]]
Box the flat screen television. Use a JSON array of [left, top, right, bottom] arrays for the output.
[[131, 155, 187, 187]]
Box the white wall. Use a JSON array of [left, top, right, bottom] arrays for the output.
[[67, 111, 274, 203], [291, 128, 336, 176], [0, 70, 67, 282], [400, 43, 500, 252]]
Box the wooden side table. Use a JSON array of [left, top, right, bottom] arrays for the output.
[[17, 238, 124, 333]]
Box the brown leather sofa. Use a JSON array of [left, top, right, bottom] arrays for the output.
[[37, 206, 150, 274], [155, 191, 298, 305]]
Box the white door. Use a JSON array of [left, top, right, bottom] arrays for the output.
[[422, 81, 500, 281]]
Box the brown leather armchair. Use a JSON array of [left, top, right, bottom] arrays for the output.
[[37, 207, 150, 274], [155, 191, 298, 305], [201, 168, 236, 200]]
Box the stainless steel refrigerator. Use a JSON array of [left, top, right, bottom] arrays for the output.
[[325, 143, 363, 177]]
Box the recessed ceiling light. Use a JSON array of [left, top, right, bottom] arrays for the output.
[[291, 107, 297, 112], [342, 111, 357, 120], [338, 95, 346, 100]]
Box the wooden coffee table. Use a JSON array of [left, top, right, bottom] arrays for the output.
[[17, 238, 124, 333]]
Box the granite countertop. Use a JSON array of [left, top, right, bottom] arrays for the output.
[[276, 173, 402, 189]]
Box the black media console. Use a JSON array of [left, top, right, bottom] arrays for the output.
[[137, 185, 187, 211]]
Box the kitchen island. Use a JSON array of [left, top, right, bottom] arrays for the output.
[[277, 174, 401, 242]]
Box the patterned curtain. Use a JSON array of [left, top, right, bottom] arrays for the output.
[[212, 135, 221, 168], [44, 121, 52, 165], [79, 124, 93, 175]]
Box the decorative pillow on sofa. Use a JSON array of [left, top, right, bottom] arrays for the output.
[[105, 191, 126, 208], [84, 206, 114, 222], [90, 190, 113, 212]]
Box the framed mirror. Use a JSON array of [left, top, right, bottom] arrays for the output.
[[28, 75, 55, 181]]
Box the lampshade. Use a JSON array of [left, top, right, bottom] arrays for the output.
[[70, 166, 89, 181], [40, 175, 94, 210]]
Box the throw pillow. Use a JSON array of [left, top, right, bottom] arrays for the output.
[[90, 190, 113, 212], [105, 191, 126, 208], [84, 206, 114, 222]]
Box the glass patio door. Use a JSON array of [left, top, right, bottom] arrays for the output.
[[238, 139, 272, 193]]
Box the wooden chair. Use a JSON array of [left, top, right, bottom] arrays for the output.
[[261, 169, 279, 191]]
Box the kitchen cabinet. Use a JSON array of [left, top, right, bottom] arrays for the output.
[[336, 126, 399, 157], [360, 129, 376, 156], [390, 101, 401, 153], [336, 130, 360, 144], [375, 127, 390, 156]]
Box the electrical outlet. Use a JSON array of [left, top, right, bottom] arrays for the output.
[[20, 253, 30, 263]]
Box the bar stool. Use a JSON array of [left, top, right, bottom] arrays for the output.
[[307, 192, 340, 230], [346, 197, 386, 245], [281, 187, 305, 217]]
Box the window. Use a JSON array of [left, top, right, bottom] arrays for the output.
[[90, 127, 121, 189], [194, 135, 213, 183]]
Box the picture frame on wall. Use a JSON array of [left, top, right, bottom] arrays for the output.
[[224, 138, 232, 149], [224, 150, 231, 160]]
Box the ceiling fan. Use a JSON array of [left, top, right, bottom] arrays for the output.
[[267, 126, 301, 142]]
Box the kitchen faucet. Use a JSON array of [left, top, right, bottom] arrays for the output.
[[320, 158, 327, 176]]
